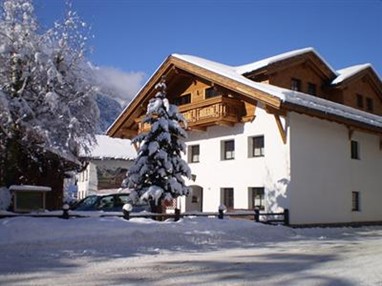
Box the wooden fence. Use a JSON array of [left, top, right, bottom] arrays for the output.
[[0, 208, 290, 226]]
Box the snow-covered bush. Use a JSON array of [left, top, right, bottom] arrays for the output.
[[0, 187, 11, 210], [122, 78, 191, 208]]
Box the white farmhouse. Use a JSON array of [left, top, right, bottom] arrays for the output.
[[107, 48, 382, 225], [76, 135, 136, 199]]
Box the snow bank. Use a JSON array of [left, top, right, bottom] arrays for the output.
[[0, 216, 381, 285], [1, 216, 379, 253]]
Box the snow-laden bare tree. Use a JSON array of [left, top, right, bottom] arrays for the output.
[[0, 0, 99, 186], [122, 78, 191, 212]]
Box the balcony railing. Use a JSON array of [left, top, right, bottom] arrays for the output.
[[179, 96, 244, 129], [138, 95, 245, 133]]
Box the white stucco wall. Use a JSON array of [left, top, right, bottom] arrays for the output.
[[77, 162, 98, 199], [180, 105, 382, 225], [182, 103, 290, 213], [76, 159, 133, 199], [288, 112, 382, 224]]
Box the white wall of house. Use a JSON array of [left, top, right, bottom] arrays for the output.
[[180, 106, 382, 225], [76, 159, 133, 199], [181, 103, 290, 214], [77, 162, 98, 199], [288, 112, 382, 225]]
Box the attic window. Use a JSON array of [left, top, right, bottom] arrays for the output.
[[356, 94, 364, 109], [174, 93, 191, 106], [307, 82, 317, 95], [205, 87, 219, 99], [291, 78, 301, 91], [366, 97, 374, 112]]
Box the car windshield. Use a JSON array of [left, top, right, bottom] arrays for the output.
[[72, 195, 99, 210], [71, 193, 149, 212]]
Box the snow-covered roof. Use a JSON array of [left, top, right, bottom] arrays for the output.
[[82, 135, 136, 160], [108, 48, 382, 138], [9, 185, 52, 192], [233, 47, 336, 75], [172, 53, 382, 129], [172, 54, 286, 100], [332, 64, 372, 85], [282, 88, 382, 128]]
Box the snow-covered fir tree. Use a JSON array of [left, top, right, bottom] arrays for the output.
[[123, 78, 191, 211], [0, 0, 99, 186]]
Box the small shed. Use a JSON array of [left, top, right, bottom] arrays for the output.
[[9, 185, 52, 212]]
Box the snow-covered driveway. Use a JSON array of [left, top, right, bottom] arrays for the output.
[[0, 216, 381, 285]]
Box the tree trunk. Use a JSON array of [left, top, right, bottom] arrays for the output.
[[150, 199, 164, 221]]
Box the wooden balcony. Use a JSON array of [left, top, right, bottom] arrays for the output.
[[137, 96, 245, 133], [179, 96, 244, 130]]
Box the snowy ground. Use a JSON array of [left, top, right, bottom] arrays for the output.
[[0, 216, 381, 286]]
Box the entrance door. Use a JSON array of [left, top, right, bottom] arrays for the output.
[[186, 186, 203, 212]]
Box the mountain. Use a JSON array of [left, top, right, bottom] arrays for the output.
[[95, 94, 123, 133]]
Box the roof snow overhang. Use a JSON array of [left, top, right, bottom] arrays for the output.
[[331, 64, 382, 97], [280, 91, 382, 134], [235, 47, 337, 81]]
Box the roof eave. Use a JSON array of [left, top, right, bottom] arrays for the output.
[[282, 101, 382, 135], [106, 56, 175, 137]]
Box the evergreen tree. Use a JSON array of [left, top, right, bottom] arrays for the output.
[[123, 78, 191, 210]]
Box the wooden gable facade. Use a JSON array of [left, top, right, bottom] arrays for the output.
[[331, 66, 382, 116], [243, 50, 382, 116], [107, 56, 281, 140], [243, 50, 336, 99]]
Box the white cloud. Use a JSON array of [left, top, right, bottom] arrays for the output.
[[94, 66, 146, 106]]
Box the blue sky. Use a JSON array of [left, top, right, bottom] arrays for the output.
[[34, 0, 381, 89]]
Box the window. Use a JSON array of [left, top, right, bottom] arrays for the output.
[[98, 195, 114, 210], [205, 87, 218, 99], [366, 97, 374, 112], [248, 136, 264, 157], [188, 145, 200, 163], [221, 139, 235, 160], [356, 94, 364, 109], [351, 140, 360, 160], [307, 82, 317, 95], [174, 93, 191, 106], [291, 78, 301, 91], [352, 191, 360, 211], [221, 188, 234, 209], [249, 187, 265, 210]]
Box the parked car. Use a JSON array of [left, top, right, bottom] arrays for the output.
[[71, 193, 149, 212]]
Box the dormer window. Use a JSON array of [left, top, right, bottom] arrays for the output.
[[307, 82, 317, 95], [366, 97, 374, 112], [356, 94, 364, 109], [291, 78, 301, 91]]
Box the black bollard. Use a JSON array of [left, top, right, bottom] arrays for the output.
[[62, 204, 70, 219]]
